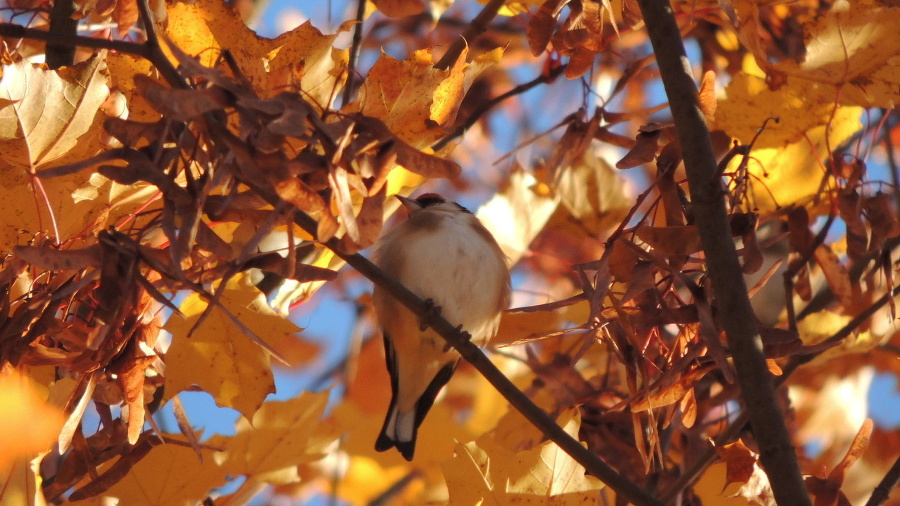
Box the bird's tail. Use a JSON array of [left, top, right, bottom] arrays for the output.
[[375, 360, 458, 461], [375, 407, 417, 460]]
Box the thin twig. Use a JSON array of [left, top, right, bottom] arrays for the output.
[[135, 0, 187, 88], [341, 0, 367, 106], [431, 63, 568, 152], [634, 0, 811, 504], [433, 0, 506, 70]]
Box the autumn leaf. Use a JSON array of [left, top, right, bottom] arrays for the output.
[[164, 0, 349, 109], [345, 47, 502, 147], [102, 441, 226, 506], [442, 409, 605, 504], [210, 391, 339, 478], [0, 372, 65, 471], [164, 276, 301, 419], [0, 53, 109, 171]]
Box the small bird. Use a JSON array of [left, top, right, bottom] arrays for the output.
[[372, 193, 510, 461]]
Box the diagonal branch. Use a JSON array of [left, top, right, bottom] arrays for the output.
[[866, 454, 900, 506], [431, 63, 568, 152], [433, 0, 506, 70], [634, 0, 812, 504], [233, 175, 664, 506]]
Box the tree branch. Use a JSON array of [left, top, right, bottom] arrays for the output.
[[46, 0, 78, 68], [634, 0, 811, 504], [0, 23, 153, 58], [340, 0, 367, 106], [866, 454, 900, 506], [431, 63, 567, 152], [248, 182, 664, 506], [433, 0, 506, 70]]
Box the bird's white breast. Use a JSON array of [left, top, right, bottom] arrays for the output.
[[393, 212, 506, 344]]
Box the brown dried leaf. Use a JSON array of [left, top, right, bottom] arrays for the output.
[[134, 75, 231, 121], [631, 365, 713, 412], [243, 253, 338, 282], [698, 70, 717, 123], [565, 46, 596, 79], [103, 117, 166, 147], [113, 0, 139, 34], [171, 396, 204, 462], [357, 187, 385, 249], [528, 0, 565, 56], [372, 0, 425, 16], [716, 439, 757, 487], [616, 128, 661, 169], [330, 166, 359, 243], [741, 226, 763, 274], [350, 115, 461, 179], [813, 245, 856, 309], [68, 433, 161, 501], [274, 178, 327, 213], [636, 225, 703, 258], [317, 209, 339, 243], [13, 244, 102, 271], [837, 192, 867, 263]]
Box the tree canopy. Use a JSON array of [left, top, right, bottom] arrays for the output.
[[0, 0, 899, 504]]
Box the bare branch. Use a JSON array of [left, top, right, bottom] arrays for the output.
[[431, 63, 567, 152], [433, 0, 506, 70]]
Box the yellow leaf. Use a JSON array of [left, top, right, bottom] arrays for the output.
[[211, 391, 338, 477], [102, 442, 226, 506], [345, 47, 499, 148], [476, 169, 559, 266], [164, 277, 300, 419], [771, 0, 900, 109], [0, 53, 109, 171], [442, 409, 605, 504], [106, 52, 163, 122], [718, 79, 861, 212], [165, 0, 349, 108], [0, 455, 48, 506], [0, 372, 65, 472]]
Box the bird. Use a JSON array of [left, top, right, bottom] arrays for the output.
[[372, 193, 510, 461]]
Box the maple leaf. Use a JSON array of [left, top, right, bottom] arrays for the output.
[[164, 276, 301, 419], [164, 0, 349, 109], [0, 372, 65, 471], [442, 409, 605, 504], [102, 441, 226, 506], [0, 53, 109, 171], [344, 47, 502, 148], [210, 391, 339, 478]]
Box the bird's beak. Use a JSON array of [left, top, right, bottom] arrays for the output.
[[396, 195, 419, 212]]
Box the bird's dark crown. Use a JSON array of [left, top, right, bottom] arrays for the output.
[[414, 193, 447, 207], [414, 193, 471, 213]]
